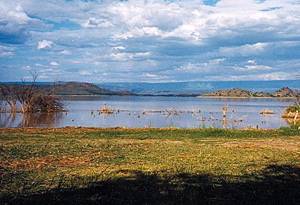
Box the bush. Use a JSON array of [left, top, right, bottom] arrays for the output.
[[0, 73, 64, 113], [286, 104, 300, 113]]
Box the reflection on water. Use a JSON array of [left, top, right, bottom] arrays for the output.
[[0, 96, 296, 129], [0, 112, 63, 128]]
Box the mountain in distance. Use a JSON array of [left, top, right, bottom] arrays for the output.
[[98, 80, 300, 96], [1, 80, 299, 97], [50, 82, 120, 95], [0, 82, 132, 96]]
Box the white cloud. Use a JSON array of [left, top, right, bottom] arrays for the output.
[[82, 17, 113, 28], [177, 63, 211, 73], [143, 72, 168, 80], [105, 0, 300, 42], [79, 70, 92, 76], [0, 45, 14, 57], [219, 43, 268, 57], [60, 50, 71, 55], [144, 73, 158, 78], [113, 46, 126, 51], [37, 40, 53, 50], [50, 61, 59, 66], [1, 0, 300, 82], [208, 58, 226, 65], [176, 58, 225, 73], [234, 60, 272, 72], [110, 51, 151, 61], [247, 71, 298, 81], [235, 65, 272, 72], [21, 65, 31, 71], [0, 3, 30, 25], [6, 5, 30, 24]]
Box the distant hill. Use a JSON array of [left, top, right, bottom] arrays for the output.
[[203, 87, 299, 98], [1, 81, 299, 97], [273, 87, 297, 98], [50, 82, 117, 95], [99, 80, 300, 96], [0, 82, 132, 96]]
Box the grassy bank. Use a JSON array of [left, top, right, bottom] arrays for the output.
[[1, 128, 300, 204]]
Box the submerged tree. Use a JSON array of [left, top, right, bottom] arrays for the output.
[[0, 72, 64, 113], [0, 85, 18, 113]]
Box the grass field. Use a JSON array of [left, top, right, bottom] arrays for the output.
[[1, 127, 300, 204]]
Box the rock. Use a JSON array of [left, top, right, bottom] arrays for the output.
[[260, 109, 275, 115]]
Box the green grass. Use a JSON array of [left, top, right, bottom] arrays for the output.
[[0, 127, 300, 204]]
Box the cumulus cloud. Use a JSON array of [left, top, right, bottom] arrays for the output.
[[110, 51, 151, 61], [60, 50, 72, 55], [219, 43, 268, 57], [50, 61, 59, 66], [234, 60, 272, 72], [0, 0, 300, 82], [105, 0, 300, 43], [0, 4, 31, 44], [0, 45, 14, 57], [143, 72, 169, 81], [37, 40, 53, 50], [82, 17, 113, 28]]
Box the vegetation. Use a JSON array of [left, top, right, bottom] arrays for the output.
[[205, 87, 299, 98], [286, 104, 300, 113], [0, 74, 63, 113], [0, 128, 299, 204], [282, 92, 300, 124], [286, 94, 300, 113]]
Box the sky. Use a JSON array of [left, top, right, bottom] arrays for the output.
[[0, 0, 300, 82]]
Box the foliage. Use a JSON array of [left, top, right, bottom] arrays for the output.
[[0, 73, 63, 113], [286, 104, 300, 113]]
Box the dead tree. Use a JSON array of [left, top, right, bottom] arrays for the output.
[[0, 72, 64, 113], [16, 72, 38, 113], [0, 85, 18, 113]]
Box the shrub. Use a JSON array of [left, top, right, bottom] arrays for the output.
[[0, 73, 64, 113], [286, 104, 300, 113]]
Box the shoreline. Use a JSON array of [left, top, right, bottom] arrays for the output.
[[0, 126, 293, 132], [196, 96, 296, 99], [53, 94, 297, 99]]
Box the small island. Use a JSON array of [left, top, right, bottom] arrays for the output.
[[201, 87, 299, 98]]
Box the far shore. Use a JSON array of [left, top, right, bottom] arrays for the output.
[[196, 96, 296, 99], [53, 94, 297, 99]]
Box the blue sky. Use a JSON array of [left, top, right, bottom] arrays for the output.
[[0, 0, 300, 82]]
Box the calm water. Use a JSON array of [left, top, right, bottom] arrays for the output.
[[0, 96, 295, 129]]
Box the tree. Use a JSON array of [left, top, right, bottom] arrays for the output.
[[0, 72, 64, 113]]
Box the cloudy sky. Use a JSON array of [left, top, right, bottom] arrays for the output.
[[0, 0, 300, 82]]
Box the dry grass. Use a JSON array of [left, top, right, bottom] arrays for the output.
[[222, 138, 300, 152], [0, 127, 300, 204]]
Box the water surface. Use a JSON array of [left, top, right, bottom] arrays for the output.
[[0, 96, 295, 129]]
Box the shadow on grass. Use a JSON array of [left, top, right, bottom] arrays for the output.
[[2, 165, 300, 205]]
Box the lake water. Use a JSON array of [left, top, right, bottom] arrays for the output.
[[0, 96, 295, 129]]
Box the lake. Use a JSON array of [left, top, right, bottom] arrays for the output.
[[0, 96, 295, 129]]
